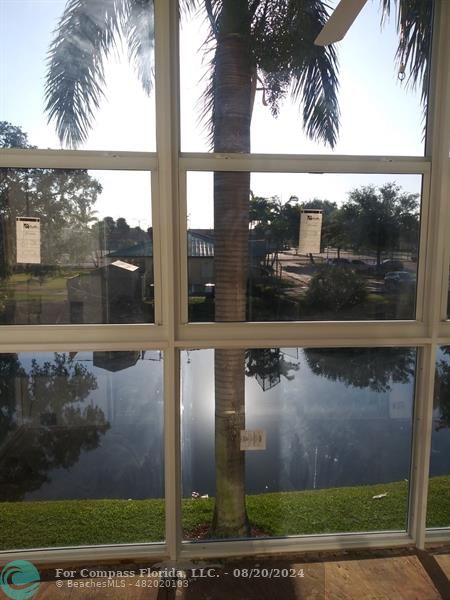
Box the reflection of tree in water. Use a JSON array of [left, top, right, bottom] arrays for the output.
[[435, 347, 450, 431], [0, 354, 25, 441], [304, 347, 416, 392], [0, 353, 109, 501], [301, 347, 416, 488], [245, 348, 299, 391]]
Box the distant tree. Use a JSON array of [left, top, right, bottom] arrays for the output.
[[0, 122, 31, 149], [92, 216, 150, 255], [324, 209, 349, 259], [301, 199, 337, 216], [250, 194, 297, 249], [116, 217, 131, 235], [249, 194, 273, 230], [341, 183, 419, 266]]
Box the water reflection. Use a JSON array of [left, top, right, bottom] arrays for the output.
[[433, 347, 450, 431], [427, 348, 450, 528], [304, 347, 416, 391], [245, 348, 300, 391], [0, 353, 106, 500], [182, 348, 417, 498], [0, 348, 428, 504], [0, 351, 163, 501], [430, 347, 450, 476]]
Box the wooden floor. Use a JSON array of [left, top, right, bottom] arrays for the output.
[[32, 550, 450, 599]]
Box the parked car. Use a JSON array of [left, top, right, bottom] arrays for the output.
[[327, 257, 351, 266], [370, 259, 405, 276], [383, 271, 416, 293], [380, 259, 404, 271], [350, 259, 369, 272]]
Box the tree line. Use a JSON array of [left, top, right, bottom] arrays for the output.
[[250, 184, 420, 264]]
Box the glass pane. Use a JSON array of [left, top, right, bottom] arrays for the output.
[[0, 350, 164, 550], [187, 172, 422, 322], [0, 169, 154, 324], [427, 346, 450, 528], [0, 1, 155, 151], [180, 1, 431, 155], [182, 347, 416, 540]]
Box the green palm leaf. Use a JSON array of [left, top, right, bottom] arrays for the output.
[[381, 0, 433, 104], [45, 0, 132, 147], [124, 0, 155, 95]]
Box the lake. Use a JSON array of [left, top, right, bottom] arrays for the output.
[[0, 347, 448, 502]]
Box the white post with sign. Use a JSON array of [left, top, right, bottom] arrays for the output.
[[298, 209, 323, 255], [16, 217, 41, 264]]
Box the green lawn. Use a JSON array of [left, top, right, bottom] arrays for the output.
[[0, 271, 89, 302], [1, 477, 449, 550]]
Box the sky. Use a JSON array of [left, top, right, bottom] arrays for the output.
[[0, 0, 427, 229]]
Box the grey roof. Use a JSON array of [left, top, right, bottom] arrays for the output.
[[108, 231, 266, 259], [108, 232, 215, 259], [188, 232, 214, 257]]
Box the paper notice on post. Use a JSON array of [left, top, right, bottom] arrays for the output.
[[240, 430, 267, 451], [16, 217, 41, 264], [298, 210, 323, 254]]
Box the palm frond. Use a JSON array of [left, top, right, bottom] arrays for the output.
[[45, 0, 128, 148], [194, 1, 222, 149], [291, 1, 340, 148], [180, 0, 203, 17], [125, 0, 155, 95], [380, 0, 433, 105], [253, 0, 340, 148], [198, 46, 217, 150]]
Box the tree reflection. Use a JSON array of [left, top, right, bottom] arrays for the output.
[[435, 347, 450, 431], [0, 354, 25, 441], [245, 348, 299, 391], [304, 348, 416, 392], [0, 353, 108, 501]]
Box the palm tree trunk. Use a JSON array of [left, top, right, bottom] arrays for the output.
[[211, 0, 253, 537], [212, 348, 248, 536]]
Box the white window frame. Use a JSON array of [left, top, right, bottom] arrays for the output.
[[0, 0, 449, 565]]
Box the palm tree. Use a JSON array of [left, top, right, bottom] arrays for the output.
[[45, 0, 432, 537]]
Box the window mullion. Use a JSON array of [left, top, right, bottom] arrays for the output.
[[180, 154, 431, 174], [0, 148, 157, 171], [409, 345, 436, 548], [154, 0, 182, 560], [414, 0, 450, 547]]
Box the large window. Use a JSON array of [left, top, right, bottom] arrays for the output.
[[0, 0, 449, 562]]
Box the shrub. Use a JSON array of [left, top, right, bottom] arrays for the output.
[[304, 266, 368, 311]]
